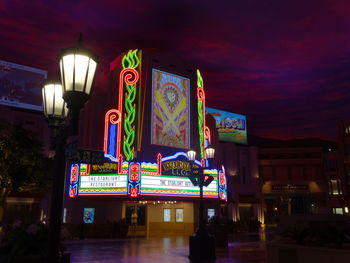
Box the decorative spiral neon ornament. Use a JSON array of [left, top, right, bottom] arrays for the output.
[[103, 109, 121, 156]]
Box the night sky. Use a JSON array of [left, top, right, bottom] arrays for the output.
[[1, 0, 350, 140]]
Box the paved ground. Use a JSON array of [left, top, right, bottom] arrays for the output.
[[64, 236, 266, 263]]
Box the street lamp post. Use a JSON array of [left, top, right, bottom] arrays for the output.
[[187, 147, 216, 260], [42, 36, 98, 263]]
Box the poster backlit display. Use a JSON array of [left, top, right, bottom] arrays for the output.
[[151, 69, 190, 149], [206, 107, 247, 144], [0, 60, 47, 111], [83, 208, 95, 223]]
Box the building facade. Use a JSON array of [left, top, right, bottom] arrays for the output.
[[0, 59, 50, 224], [63, 50, 228, 237], [258, 144, 343, 225]]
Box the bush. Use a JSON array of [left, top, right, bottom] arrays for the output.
[[0, 220, 67, 261], [282, 221, 350, 248]]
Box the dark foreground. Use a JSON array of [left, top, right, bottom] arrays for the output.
[[64, 236, 266, 263]]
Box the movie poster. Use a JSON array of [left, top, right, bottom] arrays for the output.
[[151, 69, 190, 148], [83, 208, 95, 223]]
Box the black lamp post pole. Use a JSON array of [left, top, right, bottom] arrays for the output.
[[47, 109, 80, 263], [188, 154, 215, 260], [197, 173, 205, 236], [48, 128, 67, 263]]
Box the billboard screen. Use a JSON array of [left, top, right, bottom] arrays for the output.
[[151, 69, 190, 149], [206, 107, 247, 144], [0, 60, 47, 111]]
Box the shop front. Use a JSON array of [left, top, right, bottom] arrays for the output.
[[262, 181, 322, 225]]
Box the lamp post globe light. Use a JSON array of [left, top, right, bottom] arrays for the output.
[[59, 34, 98, 135], [42, 80, 68, 121], [42, 80, 68, 146], [186, 148, 216, 260], [187, 149, 196, 161], [205, 147, 215, 159], [42, 36, 98, 263]]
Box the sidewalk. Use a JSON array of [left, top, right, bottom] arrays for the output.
[[64, 236, 266, 263]]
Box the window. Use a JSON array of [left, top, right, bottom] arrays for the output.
[[241, 166, 247, 184], [333, 208, 343, 215], [345, 126, 350, 135], [207, 208, 215, 219], [83, 208, 95, 223], [63, 208, 67, 223], [163, 208, 171, 222], [175, 209, 184, 222], [324, 160, 337, 172], [329, 179, 342, 195]]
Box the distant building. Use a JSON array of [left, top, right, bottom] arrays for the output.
[[257, 138, 340, 225], [335, 120, 350, 213], [220, 142, 262, 223], [0, 60, 50, 224]]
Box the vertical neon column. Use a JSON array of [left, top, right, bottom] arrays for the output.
[[69, 164, 79, 198], [218, 165, 227, 201], [121, 50, 141, 161], [128, 162, 141, 198], [197, 69, 211, 161]]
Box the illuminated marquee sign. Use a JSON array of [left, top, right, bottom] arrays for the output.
[[140, 172, 218, 198], [162, 159, 199, 177], [80, 175, 127, 188], [70, 159, 128, 196], [91, 162, 117, 174], [71, 153, 223, 199]]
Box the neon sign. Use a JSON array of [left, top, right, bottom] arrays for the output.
[[80, 175, 127, 188], [122, 50, 140, 161], [218, 166, 227, 201], [71, 153, 226, 199], [69, 164, 79, 198], [197, 70, 205, 159], [72, 54, 228, 200], [104, 109, 121, 157], [128, 162, 141, 198]]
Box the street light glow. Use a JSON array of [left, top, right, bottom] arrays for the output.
[[205, 147, 215, 159], [41, 80, 68, 119], [60, 54, 97, 95], [59, 35, 99, 109], [187, 150, 196, 161]]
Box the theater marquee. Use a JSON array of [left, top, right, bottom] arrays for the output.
[[69, 152, 226, 200]]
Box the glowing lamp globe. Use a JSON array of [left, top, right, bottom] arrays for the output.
[[187, 150, 196, 161], [205, 147, 215, 159], [41, 80, 68, 126], [59, 37, 98, 109]]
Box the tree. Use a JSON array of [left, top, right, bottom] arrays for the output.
[[0, 123, 53, 223]]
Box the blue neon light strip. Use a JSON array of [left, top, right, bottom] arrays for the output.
[[104, 154, 118, 163]]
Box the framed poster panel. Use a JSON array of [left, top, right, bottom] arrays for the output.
[[151, 69, 190, 149]]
